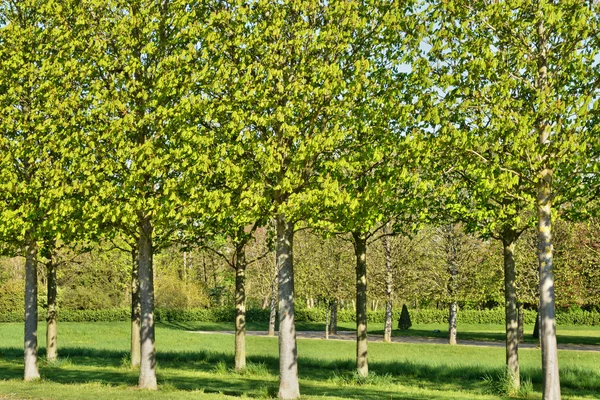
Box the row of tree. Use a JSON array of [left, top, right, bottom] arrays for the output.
[[1, 1, 598, 399], [4, 218, 600, 315]]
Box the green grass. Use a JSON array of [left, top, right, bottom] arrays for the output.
[[162, 320, 600, 346], [0, 322, 598, 399]]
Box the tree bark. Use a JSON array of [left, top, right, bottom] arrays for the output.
[[329, 299, 338, 335], [518, 302, 524, 343], [352, 232, 368, 377], [536, 12, 561, 400], [503, 232, 520, 392], [276, 214, 300, 399], [325, 301, 330, 340], [268, 258, 278, 337], [24, 242, 40, 381], [448, 302, 458, 345], [46, 260, 58, 362], [138, 216, 157, 390], [234, 244, 247, 371], [382, 229, 393, 343], [131, 247, 141, 367]]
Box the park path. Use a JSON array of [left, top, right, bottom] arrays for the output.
[[192, 330, 600, 352]]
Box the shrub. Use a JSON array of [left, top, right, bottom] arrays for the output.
[[398, 304, 412, 330], [0, 305, 598, 325], [0, 279, 24, 312]]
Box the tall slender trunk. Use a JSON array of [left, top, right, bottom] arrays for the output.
[[138, 216, 157, 390], [536, 12, 560, 400], [268, 258, 278, 337], [276, 214, 300, 399], [131, 247, 141, 367], [517, 302, 524, 343], [329, 299, 338, 335], [448, 302, 458, 345], [503, 232, 520, 392], [352, 232, 368, 377], [234, 243, 247, 371], [448, 259, 458, 345], [325, 300, 330, 340], [46, 260, 58, 361], [24, 241, 40, 381], [382, 229, 393, 343]]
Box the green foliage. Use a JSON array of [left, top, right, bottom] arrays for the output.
[[155, 274, 210, 309], [59, 286, 117, 311], [2, 306, 597, 326], [0, 279, 23, 312], [397, 304, 412, 330]]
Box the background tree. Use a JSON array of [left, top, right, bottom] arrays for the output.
[[427, 1, 600, 396]]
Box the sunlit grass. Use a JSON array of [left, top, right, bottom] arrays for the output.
[[0, 322, 598, 399]]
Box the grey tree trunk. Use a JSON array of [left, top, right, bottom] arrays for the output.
[[382, 229, 393, 343], [503, 233, 520, 392], [447, 259, 458, 345], [448, 302, 458, 345], [325, 301, 330, 340], [329, 299, 338, 335], [46, 260, 58, 362], [537, 178, 561, 399], [352, 232, 368, 377], [276, 214, 300, 399], [234, 244, 247, 371], [24, 242, 40, 381], [138, 216, 157, 390], [517, 302, 524, 343], [131, 248, 141, 368], [536, 14, 561, 400], [268, 258, 278, 337]]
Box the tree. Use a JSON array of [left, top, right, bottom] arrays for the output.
[[427, 1, 600, 397], [0, 0, 90, 379], [205, 1, 424, 395], [77, 0, 214, 389]]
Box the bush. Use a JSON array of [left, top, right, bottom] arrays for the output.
[[0, 305, 598, 325], [398, 304, 412, 330], [155, 275, 210, 309], [0, 279, 24, 312]]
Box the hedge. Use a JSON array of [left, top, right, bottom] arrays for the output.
[[1, 306, 599, 326]]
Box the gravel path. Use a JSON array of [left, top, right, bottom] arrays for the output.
[[191, 330, 600, 352]]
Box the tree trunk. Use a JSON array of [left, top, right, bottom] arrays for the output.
[[138, 216, 157, 390], [536, 13, 561, 400], [276, 214, 300, 399], [268, 258, 278, 337], [352, 232, 368, 377], [329, 299, 338, 335], [503, 233, 520, 392], [24, 242, 40, 381], [234, 243, 247, 372], [448, 302, 458, 345], [518, 302, 524, 343], [325, 301, 330, 340], [537, 176, 560, 399], [46, 260, 58, 362], [131, 247, 141, 368], [382, 229, 393, 343]]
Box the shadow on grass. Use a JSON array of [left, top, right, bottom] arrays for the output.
[[361, 328, 600, 347], [160, 321, 599, 347], [1, 345, 599, 398]]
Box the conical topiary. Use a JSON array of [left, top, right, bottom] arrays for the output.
[[397, 304, 412, 330]]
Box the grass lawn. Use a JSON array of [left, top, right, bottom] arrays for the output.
[[0, 322, 598, 399], [163, 320, 600, 346]]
